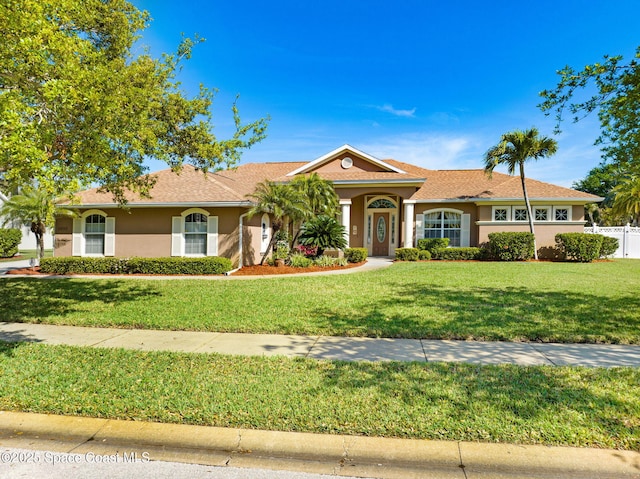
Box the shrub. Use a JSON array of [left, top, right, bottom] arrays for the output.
[[437, 247, 482, 260], [39, 257, 233, 275], [395, 248, 420, 261], [298, 215, 347, 256], [599, 236, 619, 258], [344, 247, 368, 263], [417, 238, 449, 255], [289, 253, 313, 268], [555, 233, 604, 263], [487, 232, 535, 261], [293, 244, 318, 258], [418, 250, 431, 260], [0, 228, 22, 258], [312, 255, 344, 267]]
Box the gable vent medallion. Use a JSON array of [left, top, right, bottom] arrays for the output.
[[341, 157, 353, 169]]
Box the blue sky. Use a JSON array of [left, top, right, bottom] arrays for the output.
[[132, 0, 640, 187]]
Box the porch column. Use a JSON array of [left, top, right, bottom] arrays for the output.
[[404, 201, 415, 248], [340, 200, 351, 248]]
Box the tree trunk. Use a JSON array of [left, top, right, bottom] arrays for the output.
[[520, 163, 537, 260]]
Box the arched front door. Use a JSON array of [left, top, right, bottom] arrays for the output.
[[372, 212, 389, 256]]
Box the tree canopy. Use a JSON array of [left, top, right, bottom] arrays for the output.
[[0, 0, 268, 205], [539, 47, 640, 171]]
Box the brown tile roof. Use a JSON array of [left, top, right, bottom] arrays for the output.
[[385, 160, 600, 201], [69, 157, 599, 206]]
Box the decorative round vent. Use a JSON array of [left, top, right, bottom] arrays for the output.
[[341, 157, 353, 169]]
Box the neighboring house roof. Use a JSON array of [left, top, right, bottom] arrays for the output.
[[68, 146, 600, 206]]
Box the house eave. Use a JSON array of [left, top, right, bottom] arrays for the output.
[[413, 197, 602, 204], [63, 201, 253, 209], [333, 179, 425, 187], [286, 144, 407, 176]]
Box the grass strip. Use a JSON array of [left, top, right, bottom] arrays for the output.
[[1, 261, 640, 343], [0, 342, 638, 450]]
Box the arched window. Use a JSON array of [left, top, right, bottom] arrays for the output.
[[171, 209, 218, 257], [84, 214, 106, 255], [184, 213, 208, 256], [424, 210, 462, 247]]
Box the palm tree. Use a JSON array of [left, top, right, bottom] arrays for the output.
[[246, 181, 310, 264], [0, 186, 75, 260], [611, 175, 640, 225], [298, 215, 347, 256], [289, 172, 339, 217], [484, 128, 558, 260]]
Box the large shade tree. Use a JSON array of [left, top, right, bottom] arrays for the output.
[[484, 128, 558, 260], [539, 47, 640, 176], [0, 0, 268, 221]]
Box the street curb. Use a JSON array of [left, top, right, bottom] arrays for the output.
[[0, 411, 638, 478]]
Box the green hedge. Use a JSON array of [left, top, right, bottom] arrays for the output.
[[418, 250, 431, 260], [555, 233, 604, 263], [395, 248, 420, 261], [487, 232, 535, 261], [344, 247, 368, 263], [417, 238, 449, 255], [437, 247, 483, 260], [40, 257, 233, 275], [0, 228, 22, 258], [599, 236, 619, 258]]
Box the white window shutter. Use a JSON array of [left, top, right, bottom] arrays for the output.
[[72, 218, 83, 256], [415, 214, 424, 240], [171, 216, 183, 256], [104, 217, 116, 256], [207, 216, 218, 256], [461, 214, 471, 247]]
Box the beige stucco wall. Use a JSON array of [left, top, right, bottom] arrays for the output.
[[55, 207, 245, 266], [314, 153, 388, 173]]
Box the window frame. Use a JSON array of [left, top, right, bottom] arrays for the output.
[[492, 206, 511, 222], [553, 206, 571, 222], [423, 208, 463, 247]]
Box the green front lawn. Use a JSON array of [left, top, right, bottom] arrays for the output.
[[0, 342, 637, 449], [1, 260, 639, 343]]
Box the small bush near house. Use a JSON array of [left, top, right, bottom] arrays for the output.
[[313, 255, 347, 267], [487, 232, 535, 261], [417, 238, 449, 255], [293, 244, 318, 258], [40, 257, 233, 275], [0, 228, 22, 258], [289, 253, 313, 268], [418, 250, 431, 260], [395, 248, 420, 261], [555, 233, 604, 263], [344, 247, 368, 263], [599, 236, 619, 258], [437, 247, 483, 260]]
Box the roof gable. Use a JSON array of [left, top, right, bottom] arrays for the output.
[[286, 144, 406, 176]]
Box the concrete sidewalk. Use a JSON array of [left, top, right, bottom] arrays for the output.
[[1, 321, 640, 367]]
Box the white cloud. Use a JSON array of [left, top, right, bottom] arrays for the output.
[[376, 104, 417, 118], [360, 132, 485, 170]]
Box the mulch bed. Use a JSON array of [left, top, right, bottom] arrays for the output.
[[231, 262, 364, 276], [6, 267, 43, 275]]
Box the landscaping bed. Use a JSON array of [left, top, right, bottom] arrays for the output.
[[231, 262, 364, 275]]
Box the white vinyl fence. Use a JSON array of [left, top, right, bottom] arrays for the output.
[[584, 224, 640, 259]]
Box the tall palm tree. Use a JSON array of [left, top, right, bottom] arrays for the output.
[[246, 181, 310, 264], [611, 175, 640, 225], [0, 186, 75, 260], [484, 128, 558, 260]]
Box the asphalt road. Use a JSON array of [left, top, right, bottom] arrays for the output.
[[1, 447, 362, 479]]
